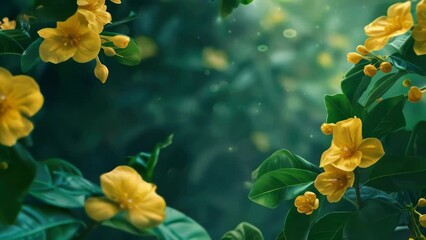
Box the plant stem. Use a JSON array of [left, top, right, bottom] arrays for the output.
[[410, 208, 423, 239], [355, 171, 362, 209]]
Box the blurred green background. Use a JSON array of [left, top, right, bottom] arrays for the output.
[[3, 0, 424, 239]]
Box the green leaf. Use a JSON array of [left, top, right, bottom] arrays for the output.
[[363, 95, 406, 138], [341, 69, 372, 105], [390, 54, 426, 76], [0, 144, 36, 224], [0, 31, 24, 55], [344, 60, 369, 78], [365, 155, 426, 192], [307, 212, 352, 240], [281, 206, 318, 240], [324, 94, 354, 123], [148, 207, 212, 240], [249, 168, 317, 208], [344, 186, 402, 208], [364, 71, 405, 108], [221, 222, 263, 240], [129, 134, 173, 182], [342, 200, 402, 240], [253, 149, 319, 180], [240, 0, 253, 4], [406, 121, 426, 157], [21, 38, 42, 72], [220, 0, 241, 17], [33, 0, 77, 21], [105, 11, 139, 29], [101, 32, 142, 66], [29, 159, 100, 208], [390, 36, 426, 76], [0, 205, 84, 240]]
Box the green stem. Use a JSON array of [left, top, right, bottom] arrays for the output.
[[410, 208, 423, 239], [355, 171, 362, 209]]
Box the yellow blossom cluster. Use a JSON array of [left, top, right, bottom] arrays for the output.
[[315, 118, 384, 203], [0, 17, 16, 30], [85, 166, 166, 229], [37, 0, 130, 83], [294, 191, 319, 215]]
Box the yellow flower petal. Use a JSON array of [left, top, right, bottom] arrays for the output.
[[0, 111, 34, 146], [8, 75, 44, 117], [73, 31, 101, 63], [364, 36, 391, 52], [126, 191, 166, 229], [364, 17, 389, 36], [331, 150, 362, 172], [314, 165, 354, 203], [38, 37, 76, 64], [85, 197, 120, 221], [100, 166, 143, 201], [319, 143, 341, 167], [357, 138, 385, 168], [332, 118, 362, 149]]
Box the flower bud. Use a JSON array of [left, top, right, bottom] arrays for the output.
[[0, 161, 8, 170], [408, 86, 423, 103], [111, 35, 130, 48], [110, 0, 121, 3], [363, 64, 377, 77], [347, 52, 363, 64], [94, 58, 109, 83], [294, 191, 319, 215], [0, 17, 16, 30], [418, 198, 426, 207], [403, 79, 411, 88], [321, 123, 335, 135], [419, 214, 426, 228], [102, 47, 116, 57], [356, 45, 370, 55], [380, 62, 392, 73]]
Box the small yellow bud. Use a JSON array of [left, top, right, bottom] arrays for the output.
[[111, 35, 130, 48], [379, 62, 392, 73], [320, 123, 335, 135], [0, 17, 16, 30], [408, 86, 423, 103], [94, 57, 109, 83], [110, 0, 121, 3], [356, 45, 370, 55], [0, 161, 8, 170], [419, 214, 426, 228], [403, 79, 411, 88], [418, 198, 426, 207], [102, 47, 116, 57], [363, 64, 377, 77], [347, 52, 363, 64], [376, 97, 383, 103]]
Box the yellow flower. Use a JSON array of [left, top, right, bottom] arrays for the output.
[[77, 0, 112, 33], [294, 191, 319, 215], [0, 17, 16, 30], [0, 67, 43, 146], [364, 1, 413, 51], [320, 123, 335, 135], [408, 86, 424, 103], [38, 13, 101, 64], [346, 52, 363, 64], [314, 164, 354, 203], [363, 64, 377, 77], [413, 0, 426, 55], [85, 166, 166, 229], [94, 57, 109, 83], [319, 118, 385, 171]]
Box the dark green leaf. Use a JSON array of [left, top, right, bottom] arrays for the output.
[[308, 212, 352, 240], [101, 32, 142, 66], [406, 121, 426, 157], [341, 69, 372, 105], [221, 222, 263, 240], [343, 200, 401, 240], [148, 207, 211, 240], [390, 54, 426, 76], [253, 149, 319, 181], [324, 94, 354, 123], [220, 0, 240, 17], [29, 159, 100, 208], [21, 38, 42, 72], [363, 95, 406, 138], [0, 144, 36, 224], [365, 155, 426, 192], [240, 0, 253, 4], [0, 205, 84, 240], [390, 36, 426, 76], [364, 71, 405, 108], [344, 186, 402, 208], [282, 206, 318, 240], [249, 168, 317, 208], [33, 0, 77, 21], [0, 31, 24, 55], [344, 60, 369, 78]]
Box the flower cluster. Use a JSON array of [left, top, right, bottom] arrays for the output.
[[38, 0, 130, 83], [315, 118, 384, 203], [0, 17, 16, 30]]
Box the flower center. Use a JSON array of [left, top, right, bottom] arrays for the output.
[[118, 192, 135, 210], [340, 144, 355, 158], [330, 177, 347, 188], [63, 34, 81, 47], [385, 17, 403, 34]]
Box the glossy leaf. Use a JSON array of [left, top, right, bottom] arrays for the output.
[[406, 121, 426, 157], [363, 95, 406, 138], [21, 38, 42, 72], [29, 159, 100, 208], [364, 71, 405, 108], [391, 36, 426, 76], [307, 212, 352, 240], [341, 69, 372, 105], [221, 222, 263, 240], [0, 144, 36, 224], [343, 200, 401, 239], [249, 168, 317, 208], [282, 206, 318, 240], [344, 186, 401, 208], [365, 155, 426, 192], [344, 60, 369, 78], [0, 31, 24, 55], [324, 94, 354, 123], [101, 32, 142, 66], [253, 149, 319, 180], [0, 205, 84, 240]]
